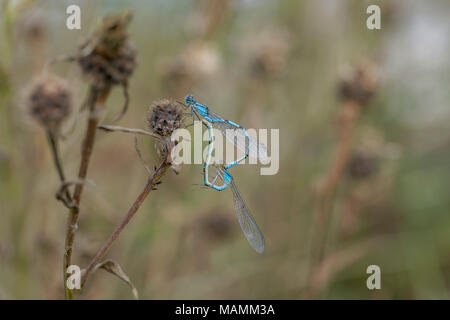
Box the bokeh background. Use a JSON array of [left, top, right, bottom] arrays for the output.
[[1, 0, 450, 299]]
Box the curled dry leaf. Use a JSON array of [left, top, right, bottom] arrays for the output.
[[95, 260, 139, 300]]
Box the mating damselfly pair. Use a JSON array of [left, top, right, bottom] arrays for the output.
[[180, 95, 267, 253]]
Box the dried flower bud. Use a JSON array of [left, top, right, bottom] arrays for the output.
[[77, 11, 137, 90], [21, 15, 45, 45], [251, 31, 289, 78], [78, 42, 137, 90], [26, 75, 72, 132], [93, 10, 133, 59], [197, 212, 233, 242], [161, 42, 221, 96], [147, 99, 184, 137], [347, 151, 379, 180], [339, 60, 378, 106]]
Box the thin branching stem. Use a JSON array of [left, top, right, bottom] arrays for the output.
[[63, 86, 111, 299], [80, 156, 171, 287], [98, 124, 162, 140], [46, 130, 66, 183], [46, 129, 75, 208], [306, 99, 361, 298]]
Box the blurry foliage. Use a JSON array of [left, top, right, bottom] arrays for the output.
[[0, 0, 450, 299]]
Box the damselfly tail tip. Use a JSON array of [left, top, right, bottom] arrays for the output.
[[249, 235, 265, 253], [254, 242, 265, 254]]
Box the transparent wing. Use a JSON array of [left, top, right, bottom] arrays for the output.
[[229, 179, 265, 253], [208, 110, 268, 161], [206, 164, 227, 189]]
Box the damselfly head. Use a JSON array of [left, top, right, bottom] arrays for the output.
[[184, 94, 194, 105]]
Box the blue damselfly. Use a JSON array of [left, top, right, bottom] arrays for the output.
[[181, 94, 268, 170], [201, 117, 265, 253]]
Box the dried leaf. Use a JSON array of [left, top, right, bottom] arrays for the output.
[[95, 260, 139, 299]]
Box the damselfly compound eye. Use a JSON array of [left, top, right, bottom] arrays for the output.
[[184, 94, 194, 104]]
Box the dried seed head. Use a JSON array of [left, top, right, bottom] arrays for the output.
[[161, 42, 221, 96], [26, 74, 72, 132], [347, 151, 379, 180], [251, 28, 289, 78], [147, 99, 184, 137], [78, 43, 137, 90], [95, 10, 134, 58], [197, 212, 233, 242], [238, 27, 290, 79], [21, 15, 45, 45], [347, 129, 384, 180], [339, 60, 378, 106], [77, 11, 137, 90]]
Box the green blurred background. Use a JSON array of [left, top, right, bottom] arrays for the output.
[[1, 0, 450, 299]]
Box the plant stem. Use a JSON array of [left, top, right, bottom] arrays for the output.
[[306, 99, 361, 298], [46, 130, 66, 182], [46, 130, 73, 205], [98, 124, 161, 140], [63, 86, 110, 299], [80, 157, 171, 287]]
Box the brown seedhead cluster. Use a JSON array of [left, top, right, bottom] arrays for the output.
[[251, 29, 289, 78], [27, 75, 72, 132], [147, 99, 184, 137], [339, 61, 378, 106], [77, 10, 137, 90], [347, 151, 379, 179], [78, 44, 137, 90]]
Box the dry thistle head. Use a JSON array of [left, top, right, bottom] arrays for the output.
[[21, 15, 45, 45], [147, 99, 184, 137], [26, 74, 72, 132], [95, 10, 134, 58], [251, 28, 290, 78], [147, 99, 184, 168], [347, 129, 385, 180], [347, 151, 380, 180], [197, 211, 233, 243], [78, 44, 137, 90], [77, 10, 137, 90], [339, 60, 378, 106], [161, 42, 221, 96]]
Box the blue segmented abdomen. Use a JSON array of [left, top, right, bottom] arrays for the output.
[[203, 115, 218, 123], [224, 119, 241, 128]]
